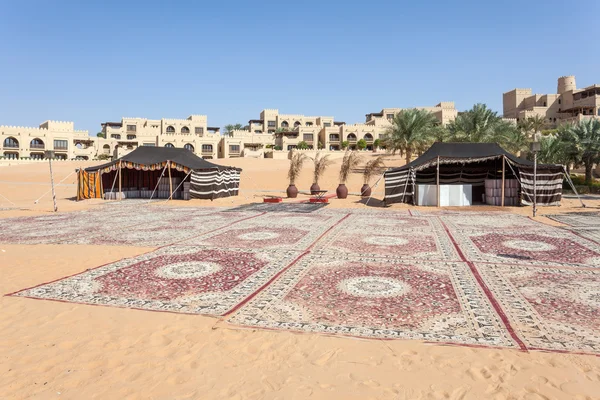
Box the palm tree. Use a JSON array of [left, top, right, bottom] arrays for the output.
[[447, 103, 524, 152], [560, 119, 600, 183], [383, 109, 441, 164], [518, 115, 546, 141], [223, 123, 244, 137]]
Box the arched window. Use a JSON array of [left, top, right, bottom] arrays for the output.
[[294, 121, 301, 127], [347, 133, 357, 141], [184, 143, 194, 152], [364, 133, 374, 141], [30, 138, 44, 149], [165, 143, 174, 148], [75, 142, 83, 149], [166, 126, 175, 133], [281, 121, 289, 128], [181, 126, 190, 134], [3, 137, 19, 148]]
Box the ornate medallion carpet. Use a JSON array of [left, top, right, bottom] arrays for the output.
[[545, 212, 600, 227], [6, 205, 600, 354]]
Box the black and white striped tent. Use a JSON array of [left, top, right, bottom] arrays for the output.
[[190, 167, 241, 200], [383, 143, 566, 206]]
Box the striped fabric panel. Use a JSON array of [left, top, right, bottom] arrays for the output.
[[189, 169, 241, 200], [519, 170, 563, 206]]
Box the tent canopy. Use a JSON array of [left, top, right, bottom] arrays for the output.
[[388, 142, 537, 173], [85, 146, 240, 172]]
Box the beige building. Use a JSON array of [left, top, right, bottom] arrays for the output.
[[99, 115, 221, 159], [1, 120, 93, 160], [503, 76, 600, 125], [224, 103, 458, 155]]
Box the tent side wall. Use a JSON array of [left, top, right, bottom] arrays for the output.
[[189, 169, 241, 200], [384, 168, 414, 204], [77, 169, 102, 200], [518, 166, 563, 206]]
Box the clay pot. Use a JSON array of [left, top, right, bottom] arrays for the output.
[[336, 184, 348, 199], [310, 183, 320, 195], [286, 184, 298, 198], [360, 184, 372, 197]]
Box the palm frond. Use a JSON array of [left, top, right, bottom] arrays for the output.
[[363, 155, 386, 184], [287, 152, 308, 185], [338, 150, 363, 184], [310, 152, 333, 184]]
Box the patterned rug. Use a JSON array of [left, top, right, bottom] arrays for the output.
[[545, 212, 600, 227], [6, 206, 600, 354], [472, 262, 600, 354], [11, 246, 302, 316], [228, 254, 518, 348]]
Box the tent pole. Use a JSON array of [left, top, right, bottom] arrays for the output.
[[118, 160, 122, 201], [436, 156, 440, 207], [168, 161, 173, 200], [501, 156, 505, 207]]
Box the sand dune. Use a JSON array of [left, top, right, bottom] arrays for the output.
[[1, 156, 600, 399]]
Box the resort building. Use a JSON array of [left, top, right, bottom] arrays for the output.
[[226, 103, 458, 154], [0, 120, 93, 160], [364, 102, 458, 127], [99, 115, 221, 159], [503, 76, 600, 125]]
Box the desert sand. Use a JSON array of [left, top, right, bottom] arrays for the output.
[[1, 155, 600, 400]]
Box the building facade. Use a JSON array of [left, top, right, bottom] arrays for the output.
[[1, 120, 93, 160], [99, 115, 221, 159], [503, 76, 600, 125]]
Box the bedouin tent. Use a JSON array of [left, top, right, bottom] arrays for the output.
[[77, 147, 241, 201], [383, 142, 567, 206]]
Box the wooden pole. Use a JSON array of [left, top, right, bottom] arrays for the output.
[[118, 160, 122, 201], [48, 156, 58, 212], [168, 161, 173, 200], [501, 155, 505, 207], [436, 156, 440, 207]]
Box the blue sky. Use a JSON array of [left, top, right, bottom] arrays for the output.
[[0, 0, 598, 135]]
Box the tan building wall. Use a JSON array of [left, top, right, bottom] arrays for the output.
[[1, 120, 93, 160], [503, 76, 600, 125], [364, 102, 458, 127], [100, 115, 221, 159]]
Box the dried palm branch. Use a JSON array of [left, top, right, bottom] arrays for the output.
[[288, 152, 308, 185], [339, 150, 363, 184], [310, 152, 333, 185], [363, 155, 386, 184]]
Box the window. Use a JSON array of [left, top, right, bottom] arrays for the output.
[[195, 127, 204, 135], [268, 129, 275, 134], [54, 140, 68, 150], [268, 121, 276, 127], [201, 144, 212, 152], [166, 126, 175, 133], [4, 152, 19, 160], [543, 102, 547, 107], [31, 153, 44, 160], [30, 138, 44, 149], [254, 130, 262, 134], [303, 134, 314, 141], [347, 133, 357, 141], [3, 137, 19, 148], [111, 134, 121, 139], [281, 121, 289, 128], [229, 145, 240, 153], [364, 133, 374, 141], [126, 125, 136, 132], [181, 126, 190, 134], [558, 99, 561, 104], [386, 114, 394, 120], [329, 134, 339, 141], [287, 145, 296, 150], [127, 134, 136, 140], [294, 121, 301, 127], [323, 122, 331, 127], [165, 143, 174, 148], [103, 144, 110, 154], [598, 109, 600, 116], [143, 143, 155, 146], [306, 122, 313, 126]]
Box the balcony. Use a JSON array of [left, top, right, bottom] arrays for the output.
[[329, 135, 340, 142], [3, 143, 19, 149], [30, 144, 45, 149], [54, 146, 68, 151]]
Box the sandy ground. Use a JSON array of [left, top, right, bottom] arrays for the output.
[[1, 156, 600, 399]]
